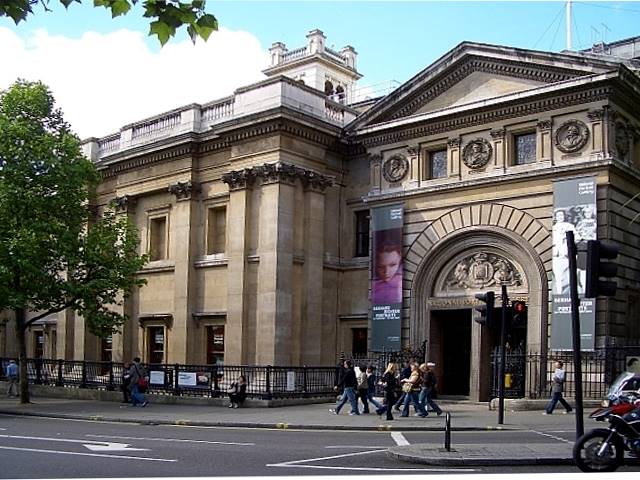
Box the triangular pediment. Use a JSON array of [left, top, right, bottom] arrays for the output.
[[348, 42, 624, 130]]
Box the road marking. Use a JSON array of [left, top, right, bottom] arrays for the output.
[[391, 432, 410, 446], [267, 448, 476, 472], [86, 434, 254, 446], [0, 434, 148, 451], [325, 445, 391, 449], [0, 445, 175, 462], [528, 429, 573, 444]]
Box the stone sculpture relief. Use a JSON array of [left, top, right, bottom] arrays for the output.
[[555, 120, 589, 153], [462, 139, 492, 169], [382, 154, 409, 183], [615, 123, 630, 160], [443, 252, 523, 291]]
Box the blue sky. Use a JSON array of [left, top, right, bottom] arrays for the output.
[[2, 1, 639, 138]]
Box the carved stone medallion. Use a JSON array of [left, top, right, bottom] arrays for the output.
[[443, 252, 523, 291], [615, 123, 630, 159], [555, 120, 589, 153], [382, 154, 409, 183], [462, 139, 492, 169]]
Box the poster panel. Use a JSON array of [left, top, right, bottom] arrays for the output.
[[551, 176, 597, 351], [371, 204, 403, 351]]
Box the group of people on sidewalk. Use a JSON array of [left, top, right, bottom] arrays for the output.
[[330, 358, 443, 420], [120, 357, 149, 407]]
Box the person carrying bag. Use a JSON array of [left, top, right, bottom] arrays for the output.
[[128, 357, 149, 407]]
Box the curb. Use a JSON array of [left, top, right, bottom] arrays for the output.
[[0, 409, 523, 432], [387, 449, 575, 466]]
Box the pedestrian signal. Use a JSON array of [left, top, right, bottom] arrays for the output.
[[512, 300, 527, 327], [585, 240, 618, 298], [474, 291, 495, 328]]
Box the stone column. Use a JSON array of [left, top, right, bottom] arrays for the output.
[[490, 129, 506, 171], [299, 173, 332, 365], [369, 153, 382, 194], [221, 170, 256, 365], [255, 164, 296, 365], [537, 120, 553, 163], [447, 138, 461, 179], [168, 180, 199, 364], [407, 146, 420, 187], [588, 108, 606, 159]]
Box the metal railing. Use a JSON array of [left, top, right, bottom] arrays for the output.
[[490, 347, 640, 399], [0, 358, 336, 400]]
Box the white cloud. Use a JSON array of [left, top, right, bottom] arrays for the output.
[[0, 27, 269, 139]]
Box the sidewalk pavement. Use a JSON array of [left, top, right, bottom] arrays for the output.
[[0, 394, 627, 467]]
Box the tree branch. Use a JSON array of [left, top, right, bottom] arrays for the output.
[[24, 298, 76, 329]]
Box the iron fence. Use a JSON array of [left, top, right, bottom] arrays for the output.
[[0, 358, 337, 400], [490, 347, 640, 399]]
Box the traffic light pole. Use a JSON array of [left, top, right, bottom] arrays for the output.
[[566, 231, 584, 439], [498, 283, 508, 425]]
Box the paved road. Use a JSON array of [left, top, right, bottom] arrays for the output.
[[2, 414, 638, 477]]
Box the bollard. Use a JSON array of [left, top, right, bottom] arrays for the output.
[[444, 412, 451, 452]]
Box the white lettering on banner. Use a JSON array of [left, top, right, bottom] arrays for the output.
[[390, 208, 402, 220], [578, 182, 595, 195]]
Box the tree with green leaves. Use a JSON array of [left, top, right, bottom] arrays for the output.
[[0, 0, 218, 45], [0, 80, 148, 403]]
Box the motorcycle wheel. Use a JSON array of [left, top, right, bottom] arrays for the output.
[[573, 430, 624, 473]]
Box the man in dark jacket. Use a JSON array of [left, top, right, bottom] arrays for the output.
[[330, 360, 359, 415]]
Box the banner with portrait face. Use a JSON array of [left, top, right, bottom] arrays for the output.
[[370, 204, 403, 351], [550, 176, 597, 351]]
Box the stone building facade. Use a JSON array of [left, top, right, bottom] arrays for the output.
[[2, 31, 639, 400]]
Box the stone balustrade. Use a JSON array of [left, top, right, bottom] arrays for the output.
[[281, 46, 308, 63], [83, 78, 358, 162]]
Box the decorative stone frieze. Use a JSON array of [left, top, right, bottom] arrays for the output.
[[555, 120, 589, 153], [368, 152, 382, 163], [537, 120, 552, 131], [382, 154, 410, 182], [489, 129, 506, 139], [112, 194, 137, 213], [442, 252, 523, 292], [587, 109, 605, 122], [221, 162, 334, 192], [462, 138, 492, 169], [447, 138, 461, 148], [168, 180, 199, 200]]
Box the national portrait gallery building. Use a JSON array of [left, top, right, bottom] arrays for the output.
[[2, 30, 639, 400]]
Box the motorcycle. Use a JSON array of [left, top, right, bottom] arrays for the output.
[[573, 391, 640, 472]]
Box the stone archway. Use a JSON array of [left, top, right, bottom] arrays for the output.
[[401, 203, 551, 400]]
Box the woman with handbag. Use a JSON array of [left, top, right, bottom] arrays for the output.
[[375, 362, 398, 421], [128, 357, 149, 407], [401, 363, 427, 417]]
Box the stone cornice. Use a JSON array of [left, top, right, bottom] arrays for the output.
[[222, 162, 334, 192], [168, 180, 199, 200], [358, 86, 612, 148], [99, 143, 195, 179]]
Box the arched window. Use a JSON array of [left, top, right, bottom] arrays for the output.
[[324, 80, 334, 96], [335, 85, 345, 103]]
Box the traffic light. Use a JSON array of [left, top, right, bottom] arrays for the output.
[[512, 300, 527, 327], [585, 240, 618, 298], [474, 291, 495, 327]]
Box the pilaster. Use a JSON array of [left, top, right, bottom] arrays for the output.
[[407, 145, 420, 187], [537, 120, 552, 163], [588, 108, 606, 158], [447, 138, 461, 179]]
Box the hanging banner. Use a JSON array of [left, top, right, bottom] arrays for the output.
[[371, 204, 403, 351], [551, 176, 597, 351]]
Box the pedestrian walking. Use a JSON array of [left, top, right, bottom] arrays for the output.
[[227, 374, 247, 408], [393, 359, 412, 411], [128, 357, 149, 407], [330, 359, 359, 415], [544, 360, 572, 415], [365, 365, 384, 412], [5, 360, 18, 398], [356, 364, 370, 413], [376, 362, 399, 420], [401, 363, 427, 417], [419, 362, 443, 416], [120, 362, 131, 403]]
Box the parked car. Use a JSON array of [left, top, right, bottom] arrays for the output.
[[603, 371, 640, 406]]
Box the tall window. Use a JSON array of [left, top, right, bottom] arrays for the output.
[[514, 132, 536, 165], [206, 326, 225, 365], [101, 336, 113, 362], [33, 331, 44, 358], [149, 216, 167, 261], [352, 328, 367, 356], [354, 210, 370, 257], [206, 206, 227, 255], [147, 326, 165, 364], [429, 149, 448, 179]]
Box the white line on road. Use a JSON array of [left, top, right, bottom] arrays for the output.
[[528, 429, 574, 444], [0, 445, 176, 462], [86, 434, 254, 446], [391, 432, 410, 446], [0, 434, 148, 451], [325, 445, 391, 449]]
